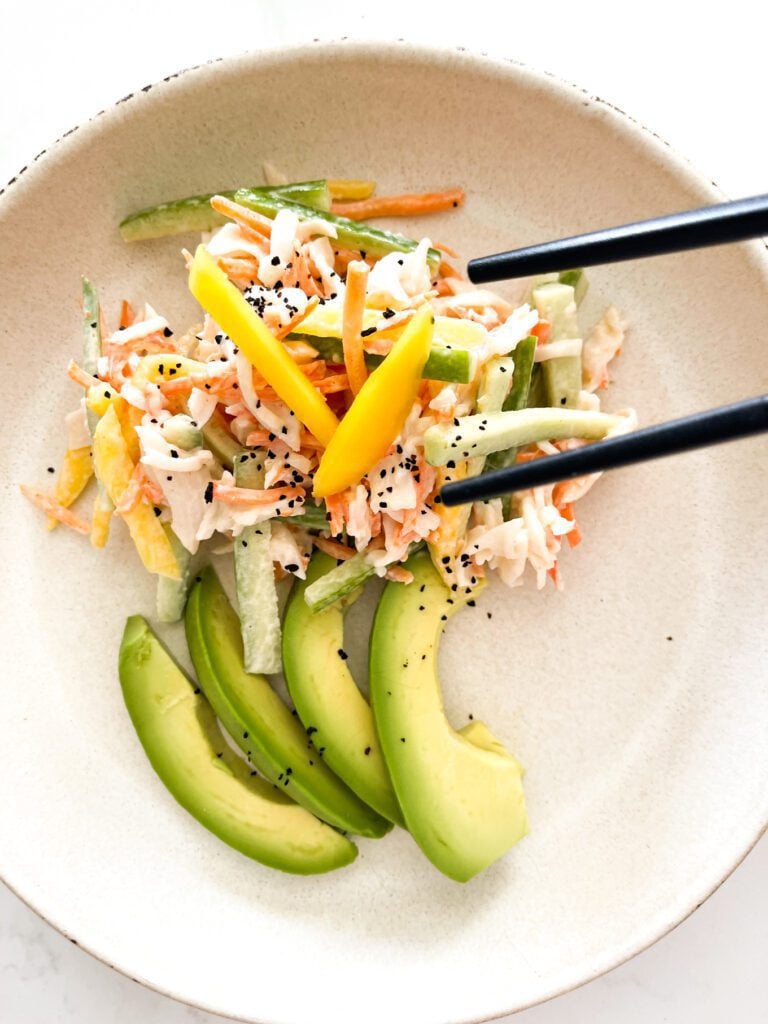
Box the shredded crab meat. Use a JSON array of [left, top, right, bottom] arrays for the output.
[[583, 306, 627, 391], [269, 521, 312, 579], [366, 238, 432, 310], [40, 190, 634, 603]]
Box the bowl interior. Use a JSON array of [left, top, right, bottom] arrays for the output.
[[0, 42, 766, 1024]]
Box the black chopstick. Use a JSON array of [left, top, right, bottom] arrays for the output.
[[467, 194, 768, 284], [440, 395, 768, 507]]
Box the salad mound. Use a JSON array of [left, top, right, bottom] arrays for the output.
[[22, 175, 635, 878]]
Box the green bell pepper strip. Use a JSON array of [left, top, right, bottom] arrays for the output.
[[119, 181, 332, 242]]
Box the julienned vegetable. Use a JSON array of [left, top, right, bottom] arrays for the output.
[[233, 452, 282, 674], [423, 408, 626, 467], [313, 305, 434, 497], [188, 244, 340, 446], [24, 174, 633, 880], [119, 180, 333, 242], [235, 188, 443, 272]]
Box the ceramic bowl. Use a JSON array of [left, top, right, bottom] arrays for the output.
[[0, 40, 766, 1024]]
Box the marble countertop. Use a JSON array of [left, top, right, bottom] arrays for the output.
[[1, 2, 765, 1021]]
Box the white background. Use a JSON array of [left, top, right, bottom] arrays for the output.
[[1, 2, 766, 1022]]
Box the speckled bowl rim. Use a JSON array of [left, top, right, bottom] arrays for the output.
[[0, 37, 765, 1024]]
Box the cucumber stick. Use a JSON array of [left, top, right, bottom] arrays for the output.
[[201, 408, 242, 470], [292, 334, 474, 384], [303, 552, 378, 614], [234, 453, 282, 674], [119, 181, 332, 242], [156, 527, 193, 623], [531, 281, 582, 409], [236, 189, 442, 273], [424, 408, 624, 467]]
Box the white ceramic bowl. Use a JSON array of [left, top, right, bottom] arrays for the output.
[[0, 40, 766, 1024]]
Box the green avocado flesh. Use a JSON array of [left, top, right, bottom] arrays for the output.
[[185, 567, 390, 839], [283, 552, 404, 827], [118, 616, 356, 874], [369, 551, 528, 881]]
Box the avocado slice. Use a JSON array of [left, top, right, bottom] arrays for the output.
[[185, 567, 391, 839], [283, 552, 404, 828], [369, 551, 528, 881], [118, 616, 356, 874]]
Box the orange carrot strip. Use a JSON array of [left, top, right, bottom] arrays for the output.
[[314, 373, 350, 395], [531, 319, 551, 345], [341, 260, 369, 395], [213, 482, 304, 506], [314, 536, 357, 560], [210, 195, 273, 238], [119, 300, 135, 329], [433, 240, 460, 259], [559, 501, 583, 548], [20, 484, 91, 534], [331, 189, 465, 220], [67, 360, 101, 389]]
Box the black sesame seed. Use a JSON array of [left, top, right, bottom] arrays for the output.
[[338, 648, 349, 661], [47, 466, 55, 473], [364, 746, 371, 756], [204, 481, 214, 504], [153, 506, 162, 517], [163, 326, 173, 337]]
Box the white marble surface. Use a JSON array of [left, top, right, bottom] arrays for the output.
[[1, 2, 766, 1022]]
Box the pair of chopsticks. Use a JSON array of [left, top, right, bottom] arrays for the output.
[[441, 194, 768, 507]]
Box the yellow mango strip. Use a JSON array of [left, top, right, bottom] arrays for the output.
[[90, 492, 113, 549], [46, 446, 93, 530], [130, 353, 206, 387], [114, 400, 143, 463], [188, 246, 339, 446], [313, 305, 434, 498], [93, 403, 179, 579], [328, 179, 376, 201]]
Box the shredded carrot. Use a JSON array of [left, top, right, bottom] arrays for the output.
[[559, 501, 583, 547], [213, 482, 304, 506], [438, 259, 462, 279], [547, 564, 562, 586], [20, 484, 91, 534], [216, 256, 260, 288], [119, 300, 135, 329], [67, 360, 101, 389], [385, 565, 414, 584], [275, 296, 320, 341], [113, 478, 143, 516], [341, 261, 369, 395], [433, 240, 460, 259], [331, 189, 465, 220], [313, 372, 351, 395], [245, 428, 323, 451], [314, 536, 357, 560], [324, 491, 348, 536], [210, 195, 273, 239], [531, 319, 551, 345]]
